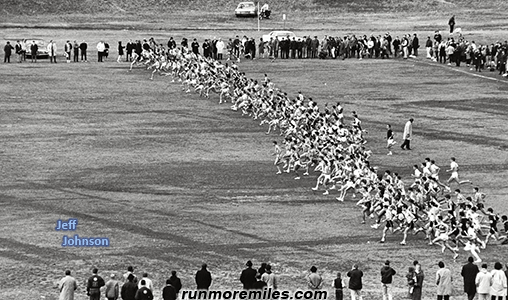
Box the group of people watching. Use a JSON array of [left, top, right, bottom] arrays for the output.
[[3, 27, 508, 77], [57, 259, 508, 300]]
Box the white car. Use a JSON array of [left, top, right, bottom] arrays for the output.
[[262, 31, 300, 42], [235, 2, 257, 17]]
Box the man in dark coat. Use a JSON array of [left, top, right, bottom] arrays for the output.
[[412, 33, 420, 57], [310, 36, 319, 59], [202, 39, 211, 58], [169, 271, 182, 295], [460, 257, 479, 300], [126, 40, 134, 62], [191, 39, 200, 55], [305, 36, 312, 58], [4, 41, 14, 63], [347, 264, 363, 300], [30, 41, 38, 62], [121, 274, 138, 300], [290, 37, 297, 59], [79, 40, 88, 62], [449, 15, 455, 33], [380, 260, 397, 300], [162, 279, 177, 300], [195, 263, 212, 290], [240, 260, 257, 289]]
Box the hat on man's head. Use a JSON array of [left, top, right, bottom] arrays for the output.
[[246, 260, 253, 267]]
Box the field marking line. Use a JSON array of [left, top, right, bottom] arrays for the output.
[[412, 58, 508, 85]]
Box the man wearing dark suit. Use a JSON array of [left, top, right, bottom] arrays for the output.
[[169, 271, 182, 295], [290, 37, 297, 59], [311, 36, 319, 59], [79, 40, 88, 62], [4, 41, 14, 63], [162, 280, 177, 300], [284, 37, 290, 59], [202, 39, 210, 58], [191, 39, 200, 55], [448, 15, 455, 33], [195, 263, 212, 290], [273, 37, 279, 58], [460, 256, 479, 300], [306, 36, 312, 58], [240, 260, 257, 290], [30, 41, 38, 63]]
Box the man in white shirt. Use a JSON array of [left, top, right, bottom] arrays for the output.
[[138, 273, 153, 291], [97, 41, 106, 62], [400, 118, 414, 150]]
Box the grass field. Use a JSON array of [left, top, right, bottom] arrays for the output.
[[1, 12, 508, 300]]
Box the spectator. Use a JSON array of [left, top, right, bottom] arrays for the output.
[[401, 118, 414, 150], [258, 263, 267, 277], [307, 266, 323, 290], [380, 260, 396, 300], [169, 271, 182, 295], [240, 260, 257, 290], [4, 41, 14, 63], [261, 264, 277, 289], [97, 41, 105, 62], [123, 266, 138, 284], [406, 266, 416, 298], [121, 274, 138, 300], [449, 15, 456, 33], [30, 40, 38, 63], [64, 40, 72, 63], [347, 264, 363, 300], [162, 279, 177, 300], [79, 40, 88, 62], [117, 41, 125, 63], [15, 40, 22, 63], [195, 263, 212, 290], [436, 261, 452, 300], [87, 268, 105, 300], [126, 39, 134, 62], [135, 280, 153, 300], [58, 270, 77, 300], [47, 40, 57, 63], [475, 263, 490, 300], [73, 40, 79, 62], [413, 263, 424, 300], [332, 272, 344, 300], [105, 274, 119, 300], [138, 273, 153, 291], [490, 262, 507, 300], [461, 256, 479, 300]]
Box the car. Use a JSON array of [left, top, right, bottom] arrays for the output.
[[235, 2, 257, 17], [24, 39, 49, 59], [261, 31, 301, 42]]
